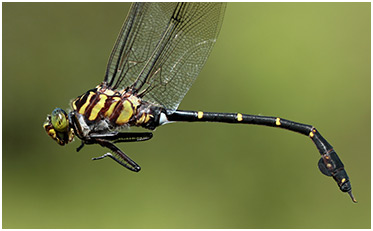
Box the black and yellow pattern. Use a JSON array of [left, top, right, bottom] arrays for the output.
[[70, 85, 154, 127]]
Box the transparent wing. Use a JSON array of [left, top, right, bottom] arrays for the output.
[[104, 2, 226, 110]]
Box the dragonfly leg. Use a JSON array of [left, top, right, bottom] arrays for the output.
[[77, 132, 152, 151], [92, 153, 112, 161], [77, 132, 152, 171], [93, 138, 141, 172], [92, 152, 141, 172], [89, 132, 153, 143], [76, 140, 85, 152]]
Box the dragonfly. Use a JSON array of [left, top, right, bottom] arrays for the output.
[[43, 2, 356, 203]]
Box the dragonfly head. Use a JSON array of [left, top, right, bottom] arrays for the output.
[[43, 108, 75, 146]]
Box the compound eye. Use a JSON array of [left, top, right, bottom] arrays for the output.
[[51, 108, 69, 132]]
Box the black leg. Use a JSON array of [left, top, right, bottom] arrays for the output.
[[92, 153, 141, 172], [165, 110, 356, 202], [93, 138, 141, 172], [79, 132, 152, 172], [77, 132, 152, 151], [90, 132, 153, 143], [77, 140, 85, 152]]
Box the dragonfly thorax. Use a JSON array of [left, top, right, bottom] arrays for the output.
[[70, 85, 159, 128]]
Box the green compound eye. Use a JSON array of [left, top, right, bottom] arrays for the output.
[[51, 108, 69, 132]]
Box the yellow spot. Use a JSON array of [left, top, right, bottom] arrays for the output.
[[326, 163, 332, 168], [198, 111, 204, 119], [48, 128, 56, 139], [79, 93, 86, 101], [68, 128, 74, 142], [89, 94, 107, 121], [136, 114, 153, 125], [104, 97, 121, 118], [104, 89, 115, 96], [137, 113, 146, 124], [116, 100, 134, 125], [237, 113, 243, 121], [78, 92, 95, 114], [127, 95, 141, 108], [275, 117, 281, 126], [72, 99, 78, 111], [341, 178, 346, 183], [144, 114, 153, 123], [309, 131, 314, 138]]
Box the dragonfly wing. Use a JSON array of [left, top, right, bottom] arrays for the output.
[[104, 3, 226, 111]]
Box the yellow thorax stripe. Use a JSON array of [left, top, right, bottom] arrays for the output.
[[78, 91, 95, 114], [104, 97, 121, 118], [116, 100, 134, 125], [89, 94, 108, 121]]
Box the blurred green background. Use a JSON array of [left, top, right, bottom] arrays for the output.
[[3, 2, 370, 228]]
